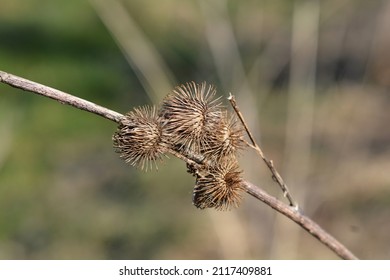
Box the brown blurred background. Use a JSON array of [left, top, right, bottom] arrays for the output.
[[0, 0, 389, 259]]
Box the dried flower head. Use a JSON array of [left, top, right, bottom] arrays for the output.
[[113, 106, 166, 171], [202, 112, 245, 160], [159, 81, 222, 153], [112, 82, 248, 210], [193, 159, 244, 210]]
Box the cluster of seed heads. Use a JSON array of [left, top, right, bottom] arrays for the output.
[[113, 82, 246, 210]]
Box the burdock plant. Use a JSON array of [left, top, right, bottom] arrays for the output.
[[0, 70, 358, 259]]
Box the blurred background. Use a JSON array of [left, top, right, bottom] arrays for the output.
[[1, 0, 390, 259]]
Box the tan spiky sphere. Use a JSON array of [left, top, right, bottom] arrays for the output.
[[159, 81, 222, 153], [193, 159, 244, 211], [202, 112, 245, 161], [113, 106, 166, 171]]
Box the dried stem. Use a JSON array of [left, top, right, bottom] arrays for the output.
[[228, 93, 298, 208], [244, 181, 357, 260], [0, 70, 357, 259], [0, 71, 124, 124]]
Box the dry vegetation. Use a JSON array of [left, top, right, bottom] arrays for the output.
[[0, 0, 389, 259]]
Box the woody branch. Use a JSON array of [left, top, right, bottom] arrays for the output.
[[0, 70, 357, 260]]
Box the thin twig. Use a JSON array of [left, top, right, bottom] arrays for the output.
[[228, 93, 298, 208], [0, 70, 357, 259], [0, 71, 124, 124], [244, 181, 358, 260]]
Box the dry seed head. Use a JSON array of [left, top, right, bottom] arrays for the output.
[[159, 81, 222, 153], [193, 158, 244, 211], [202, 112, 245, 160], [113, 106, 166, 171]]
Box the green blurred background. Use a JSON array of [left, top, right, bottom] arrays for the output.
[[1, 0, 390, 259]]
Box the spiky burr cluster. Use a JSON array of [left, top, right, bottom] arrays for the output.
[[113, 82, 246, 210]]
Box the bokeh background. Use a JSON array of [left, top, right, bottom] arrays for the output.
[[1, 0, 390, 259]]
